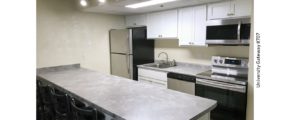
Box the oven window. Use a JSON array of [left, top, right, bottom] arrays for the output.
[[196, 84, 247, 120], [206, 24, 238, 40], [240, 23, 251, 39]]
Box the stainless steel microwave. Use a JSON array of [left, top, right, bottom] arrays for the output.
[[206, 18, 251, 45]]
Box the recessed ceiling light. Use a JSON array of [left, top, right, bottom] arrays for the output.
[[99, 0, 106, 3], [80, 0, 88, 7], [125, 0, 177, 9]]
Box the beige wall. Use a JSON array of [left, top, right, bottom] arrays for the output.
[[37, 0, 125, 73], [155, 40, 249, 65]]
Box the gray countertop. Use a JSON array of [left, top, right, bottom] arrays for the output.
[[37, 64, 216, 120], [137, 62, 211, 76]]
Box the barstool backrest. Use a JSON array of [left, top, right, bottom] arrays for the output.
[[50, 87, 70, 118], [70, 98, 97, 120]]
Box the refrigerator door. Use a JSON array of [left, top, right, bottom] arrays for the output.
[[110, 53, 133, 79], [109, 29, 132, 54]]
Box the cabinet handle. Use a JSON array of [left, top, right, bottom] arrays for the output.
[[133, 23, 137, 25], [227, 13, 234, 16]]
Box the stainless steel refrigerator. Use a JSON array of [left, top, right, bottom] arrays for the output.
[[109, 27, 154, 80]]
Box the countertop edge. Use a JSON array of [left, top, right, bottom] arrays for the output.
[[137, 65, 170, 73], [137, 64, 210, 76], [190, 102, 217, 120], [37, 64, 81, 73]]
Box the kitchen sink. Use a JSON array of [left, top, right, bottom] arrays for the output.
[[143, 63, 175, 69]]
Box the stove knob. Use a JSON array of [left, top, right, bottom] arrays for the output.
[[219, 60, 223, 64], [214, 59, 218, 63]]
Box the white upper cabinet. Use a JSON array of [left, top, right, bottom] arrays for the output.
[[178, 5, 207, 46], [147, 9, 178, 39], [233, 0, 252, 17], [125, 14, 147, 27], [178, 7, 194, 46], [193, 5, 207, 46], [207, 1, 232, 20], [208, 0, 252, 20]]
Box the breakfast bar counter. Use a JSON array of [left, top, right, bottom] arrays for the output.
[[37, 64, 217, 120]]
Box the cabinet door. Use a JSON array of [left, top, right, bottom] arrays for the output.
[[207, 1, 231, 20], [193, 5, 207, 46], [160, 10, 178, 39], [125, 14, 147, 27], [178, 7, 195, 46], [233, 0, 252, 17], [147, 12, 163, 38], [147, 10, 178, 39], [178, 5, 207, 46]]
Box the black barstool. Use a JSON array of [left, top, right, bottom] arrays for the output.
[[37, 80, 54, 120], [49, 87, 70, 120], [37, 80, 42, 120], [70, 98, 106, 120]]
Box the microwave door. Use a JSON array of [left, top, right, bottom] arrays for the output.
[[206, 24, 241, 44]]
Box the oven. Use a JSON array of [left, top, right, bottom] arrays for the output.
[[195, 78, 247, 120], [206, 18, 251, 45], [196, 56, 248, 120]]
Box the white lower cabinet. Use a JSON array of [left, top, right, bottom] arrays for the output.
[[138, 68, 167, 88]]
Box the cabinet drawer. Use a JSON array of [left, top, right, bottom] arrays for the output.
[[138, 68, 167, 81], [138, 76, 167, 88], [138, 76, 152, 85]]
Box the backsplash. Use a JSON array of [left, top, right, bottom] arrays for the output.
[[154, 40, 249, 65]]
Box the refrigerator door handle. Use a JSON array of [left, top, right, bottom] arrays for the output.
[[126, 54, 130, 75], [129, 29, 133, 54]]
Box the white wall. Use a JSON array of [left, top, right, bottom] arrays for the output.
[[246, 1, 254, 119], [37, 0, 125, 73], [155, 40, 249, 65]]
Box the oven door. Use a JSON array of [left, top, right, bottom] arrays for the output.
[[195, 78, 247, 120]]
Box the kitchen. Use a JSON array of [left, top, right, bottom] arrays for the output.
[[36, 0, 253, 120]]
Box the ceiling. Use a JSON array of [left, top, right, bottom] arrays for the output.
[[79, 0, 228, 15]]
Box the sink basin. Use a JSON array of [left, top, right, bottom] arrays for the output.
[[143, 63, 174, 69]]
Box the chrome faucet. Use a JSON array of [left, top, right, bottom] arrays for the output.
[[158, 52, 169, 63]]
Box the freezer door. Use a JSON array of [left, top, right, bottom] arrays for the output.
[[111, 53, 133, 79], [109, 29, 132, 54]]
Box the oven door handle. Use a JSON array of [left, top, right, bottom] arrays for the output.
[[196, 78, 246, 93], [237, 21, 241, 42]]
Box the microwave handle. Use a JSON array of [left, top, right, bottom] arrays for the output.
[[237, 21, 241, 42]]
